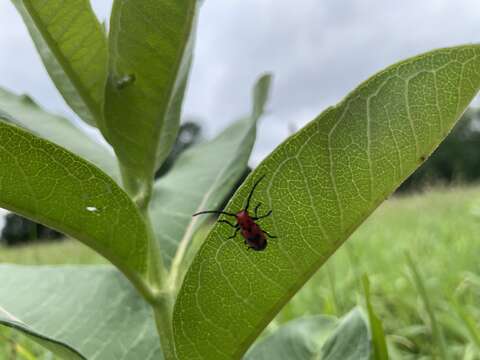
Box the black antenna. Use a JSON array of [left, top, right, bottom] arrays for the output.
[[245, 174, 266, 211], [193, 210, 236, 217]]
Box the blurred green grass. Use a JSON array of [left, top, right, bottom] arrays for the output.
[[277, 185, 480, 359], [1, 186, 480, 358], [0, 240, 105, 265]]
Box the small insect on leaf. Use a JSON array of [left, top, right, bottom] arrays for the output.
[[193, 175, 276, 251], [115, 74, 136, 90]]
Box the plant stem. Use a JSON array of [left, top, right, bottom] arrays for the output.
[[119, 163, 153, 211], [123, 188, 177, 359], [143, 211, 180, 360], [139, 213, 178, 360], [154, 295, 176, 360], [120, 161, 181, 359]]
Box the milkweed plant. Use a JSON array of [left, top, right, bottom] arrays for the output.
[[0, 1, 479, 359]]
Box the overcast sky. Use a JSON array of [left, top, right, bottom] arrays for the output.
[[1, 0, 480, 165]]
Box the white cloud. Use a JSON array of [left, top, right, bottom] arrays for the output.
[[183, 0, 480, 162]]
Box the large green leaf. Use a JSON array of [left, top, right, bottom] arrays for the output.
[[0, 120, 151, 293], [0, 87, 119, 181], [173, 45, 480, 359], [245, 309, 370, 360], [103, 0, 197, 203], [12, 0, 107, 126], [244, 316, 337, 360], [0, 265, 160, 360], [320, 308, 370, 360], [150, 75, 271, 271]]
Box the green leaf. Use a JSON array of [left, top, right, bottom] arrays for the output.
[[103, 0, 198, 203], [0, 120, 151, 294], [0, 265, 160, 360], [173, 45, 480, 359], [245, 309, 370, 360], [244, 316, 337, 360], [362, 275, 388, 360], [0, 87, 119, 181], [320, 308, 370, 360], [150, 75, 272, 272], [12, 0, 108, 126]]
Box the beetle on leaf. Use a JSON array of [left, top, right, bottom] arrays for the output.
[[193, 175, 276, 251]]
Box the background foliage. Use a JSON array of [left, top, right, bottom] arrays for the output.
[[2, 185, 480, 358], [399, 107, 480, 192]]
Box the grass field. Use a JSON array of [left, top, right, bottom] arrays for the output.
[[1, 186, 480, 359]]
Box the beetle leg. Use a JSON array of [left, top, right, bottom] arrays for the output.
[[254, 210, 272, 220], [254, 203, 262, 218], [219, 219, 238, 228], [262, 229, 277, 239], [228, 227, 240, 239]]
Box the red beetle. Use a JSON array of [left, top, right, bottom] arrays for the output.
[[193, 175, 276, 251]]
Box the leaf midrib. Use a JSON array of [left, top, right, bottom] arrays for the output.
[[21, 0, 104, 123], [147, 1, 196, 177]]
